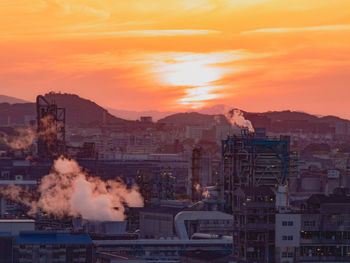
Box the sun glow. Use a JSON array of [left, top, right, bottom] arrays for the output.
[[162, 61, 222, 87], [1, 0, 350, 117], [178, 86, 225, 108], [152, 53, 232, 107]]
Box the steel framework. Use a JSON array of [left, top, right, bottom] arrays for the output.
[[36, 95, 66, 159], [221, 131, 298, 213]]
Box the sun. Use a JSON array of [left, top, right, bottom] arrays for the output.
[[152, 53, 229, 108], [162, 60, 222, 87], [159, 54, 224, 87]]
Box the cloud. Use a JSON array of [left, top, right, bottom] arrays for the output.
[[57, 29, 221, 38], [243, 24, 350, 34]]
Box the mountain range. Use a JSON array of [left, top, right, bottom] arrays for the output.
[[0, 93, 349, 134], [0, 95, 29, 104]]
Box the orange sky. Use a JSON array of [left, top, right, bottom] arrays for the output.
[[0, 0, 350, 118]]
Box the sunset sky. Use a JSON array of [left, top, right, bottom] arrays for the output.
[[1, 0, 350, 118]]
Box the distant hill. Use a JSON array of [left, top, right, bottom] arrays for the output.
[[44, 93, 127, 126], [0, 95, 29, 104], [0, 93, 127, 127], [159, 109, 350, 135], [158, 112, 230, 126], [1, 93, 349, 134], [107, 108, 175, 121]]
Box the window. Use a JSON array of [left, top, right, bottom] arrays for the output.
[[282, 235, 293, 241], [304, 221, 316, 227], [282, 221, 293, 226], [282, 252, 294, 258]]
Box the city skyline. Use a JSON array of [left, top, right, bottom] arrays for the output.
[[0, 0, 350, 119]]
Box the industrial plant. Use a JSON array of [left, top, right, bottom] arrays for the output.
[[0, 93, 349, 263]]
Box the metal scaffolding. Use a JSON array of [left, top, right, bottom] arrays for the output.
[[221, 130, 298, 213], [36, 95, 66, 159]]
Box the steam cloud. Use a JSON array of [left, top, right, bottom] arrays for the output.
[[193, 183, 210, 199], [0, 128, 35, 150], [226, 109, 255, 133], [0, 115, 59, 151], [0, 157, 144, 221]]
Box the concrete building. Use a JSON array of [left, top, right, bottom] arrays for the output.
[[180, 251, 235, 263], [139, 206, 183, 239], [298, 193, 350, 262], [73, 219, 127, 236], [13, 231, 94, 263], [0, 219, 35, 235], [275, 213, 301, 263], [174, 211, 233, 240], [0, 232, 14, 262], [96, 252, 147, 263], [94, 239, 232, 263]]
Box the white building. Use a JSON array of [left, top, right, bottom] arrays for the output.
[[275, 213, 301, 263]]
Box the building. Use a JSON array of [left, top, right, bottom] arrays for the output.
[[232, 186, 276, 263], [0, 232, 13, 262], [274, 189, 350, 263], [298, 192, 350, 262], [180, 251, 236, 263], [0, 219, 35, 235], [139, 205, 184, 239], [275, 213, 301, 263], [94, 239, 232, 263], [221, 133, 298, 213], [13, 231, 94, 263], [174, 211, 233, 239], [96, 252, 147, 263]]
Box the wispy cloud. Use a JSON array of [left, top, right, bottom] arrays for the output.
[[243, 24, 350, 34], [59, 29, 221, 38]]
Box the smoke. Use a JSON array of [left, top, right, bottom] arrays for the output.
[[202, 188, 210, 199], [0, 128, 35, 150], [0, 184, 36, 208], [193, 183, 211, 199], [0, 157, 144, 221], [0, 115, 59, 151], [194, 183, 201, 192], [225, 109, 254, 133]]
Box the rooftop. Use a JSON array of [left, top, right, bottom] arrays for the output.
[[0, 219, 35, 223], [14, 232, 93, 245]]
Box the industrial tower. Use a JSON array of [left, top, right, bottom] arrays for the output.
[[221, 129, 298, 213], [36, 95, 66, 159]]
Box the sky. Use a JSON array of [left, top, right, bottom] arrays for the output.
[[0, 0, 350, 118]]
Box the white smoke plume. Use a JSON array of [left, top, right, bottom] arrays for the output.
[[194, 183, 201, 192], [193, 183, 211, 199], [202, 188, 210, 199], [0, 157, 144, 221], [226, 108, 255, 133], [0, 128, 35, 150], [0, 115, 59, 151]]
